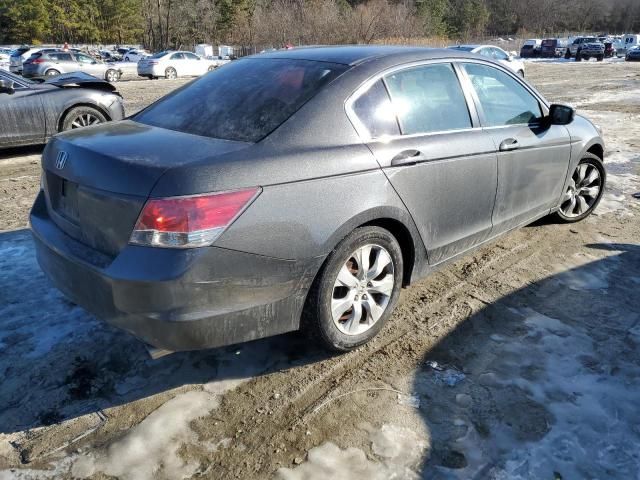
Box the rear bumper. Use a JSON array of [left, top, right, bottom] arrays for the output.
[[30, 191, 320, 351], [137, 65, 163, 76]]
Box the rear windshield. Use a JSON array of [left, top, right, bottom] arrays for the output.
[[134, 58, 347, 142], [542, 39, 557, 46], [149, 51, 170, 59], [449, 46, 475, 52], [11, 47, 30, 57]]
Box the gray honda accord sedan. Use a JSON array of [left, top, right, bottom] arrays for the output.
[[31, 46, 605, 353]]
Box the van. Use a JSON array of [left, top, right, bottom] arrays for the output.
[[618, 34, 640, 56]]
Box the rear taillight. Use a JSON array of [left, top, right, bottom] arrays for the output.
[[148, 60, 159, 65], [130, 187, 260, 248], [30, 58, 45, 64]]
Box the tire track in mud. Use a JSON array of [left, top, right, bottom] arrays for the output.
[[193, 225, 556, 478]]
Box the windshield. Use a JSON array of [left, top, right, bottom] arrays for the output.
[[0, 69, 35, 85], [134, 58, 347, 143]]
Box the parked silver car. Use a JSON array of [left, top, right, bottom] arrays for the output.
[[31, 46, 605, 353], [22, 51, 122, 82]]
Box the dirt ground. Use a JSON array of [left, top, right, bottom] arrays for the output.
[[1, 60, 639, 480]]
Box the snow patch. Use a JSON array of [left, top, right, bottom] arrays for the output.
[[276, 424, 427, 480], [72, 391, 216, 480]]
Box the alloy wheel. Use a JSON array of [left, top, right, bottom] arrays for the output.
[[166, 68, 177, 79], [331, 244, 394, 336], [106, 70, 119, 82], [560, 162, 602, 218], [70, 113, 102, 129]]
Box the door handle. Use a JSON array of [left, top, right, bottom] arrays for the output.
[[391, 149, 426, 166], [499, 138, 519, 151]]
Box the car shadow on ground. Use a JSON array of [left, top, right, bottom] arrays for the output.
[[0, 145, 44, 161], [0, 229, 331, 438], [414, 242, 640, 478]]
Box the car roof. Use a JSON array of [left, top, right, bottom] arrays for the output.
[[254, 45, 483, 66]]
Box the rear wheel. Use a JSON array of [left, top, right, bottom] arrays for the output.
[[565, 49, 571, 59], [61, 106, 107, 131], [517, 69, 525, 78], [165, 67, 177, 79], [207, 65, 215, 72], [597, 55, 604, 62], [555, 154, 605, 223], [105, 69, 119, 82], [45, 69, 60, 76], [576, 49, 582, 61], [302, 226, 403, 352]]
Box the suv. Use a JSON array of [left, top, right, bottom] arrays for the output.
[[520, 39, 541, 58], [565, 37, 599, 59], [540, 38, 565, 58], [22, 51, 122, 81]]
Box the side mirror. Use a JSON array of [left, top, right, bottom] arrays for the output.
[[0, 79, 15, 94], [549, 104, 575, 125]]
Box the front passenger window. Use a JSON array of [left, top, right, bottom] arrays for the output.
[[462, 63, 542, 126]]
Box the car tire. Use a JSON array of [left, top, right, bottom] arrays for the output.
[[105, 69, 119, 82], [45, 69, 60, 76], [301, 226, 403, 352], [165, 67, 177, 79], [207, 65, 215, 72], [517, 69, 525, 78], [124, 56, 130, 62], [576, 49, 582, 61], [565, 49, 571, 59], [555, 153, 606, 223], [61, 106, 107, 131], [597, 55, 604, 62]]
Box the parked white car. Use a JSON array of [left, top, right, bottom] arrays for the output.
[[122, 49, 149, 62], [449, 44, 526, 77], [137, 50, 222, 79], [0, 48, 11, 71]]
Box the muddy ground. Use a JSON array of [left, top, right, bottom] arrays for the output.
[[1, 60, 639, 479]]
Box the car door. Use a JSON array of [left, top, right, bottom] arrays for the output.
[[0, 74, 46, 145], [183, 52, 204, 75], [48, 52, 75, 74], [460, 62, 571, 233], [169, 52, 186, 75], [75, 53, 103, 78], [489, 47, 512, 71], [348, 62, 498, 265]]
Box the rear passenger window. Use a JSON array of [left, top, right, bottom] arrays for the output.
[[50, 53, 73, 61], [351, 80, 400, 138], [384, 63, 472, 135]]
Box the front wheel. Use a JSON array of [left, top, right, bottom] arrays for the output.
[[555, 154, 606, 223], [61, 106, 107, 131], [105, 69, 120, 82], [45, 69, 60, 76], [302, 226, 403, 352]]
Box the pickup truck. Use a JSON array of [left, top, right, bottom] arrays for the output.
[[576, 42, 605, 61], [564, 37, 601, 59]]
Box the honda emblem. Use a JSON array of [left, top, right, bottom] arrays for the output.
[[55, 151, 68, 170]]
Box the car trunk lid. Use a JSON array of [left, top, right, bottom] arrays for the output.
[[42, 120, 252, 256]]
